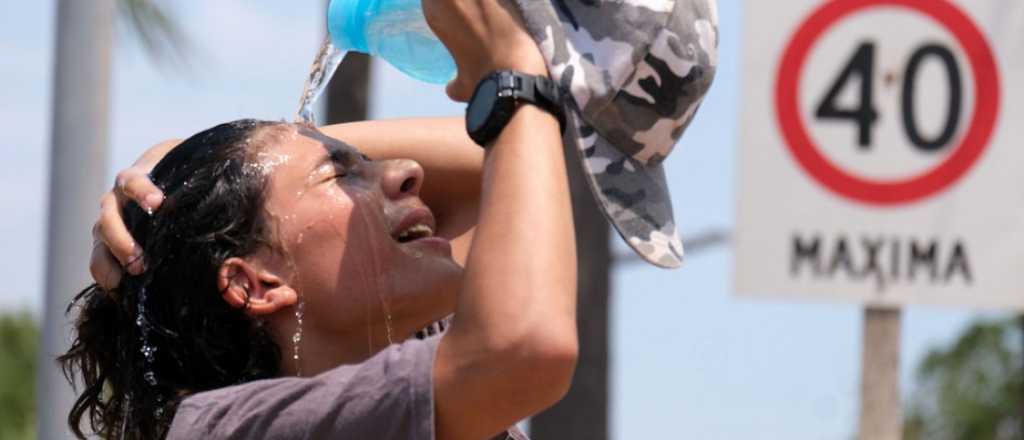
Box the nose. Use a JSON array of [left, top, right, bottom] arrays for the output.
[[379, 159, 424, 200]]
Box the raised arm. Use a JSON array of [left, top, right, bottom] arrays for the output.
[[423, 1, 578, 439]]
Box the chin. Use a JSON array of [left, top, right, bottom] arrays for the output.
[[390, 253, 462, 320]]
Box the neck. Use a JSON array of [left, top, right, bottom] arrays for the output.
[[273, 314, 430, 377]]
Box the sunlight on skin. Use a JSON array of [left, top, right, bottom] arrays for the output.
[[241, 123, 461, 376]]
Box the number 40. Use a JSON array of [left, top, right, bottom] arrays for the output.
[[815, 41, 963, 152]]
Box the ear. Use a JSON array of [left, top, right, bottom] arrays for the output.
[[218, 257, 297, 316]]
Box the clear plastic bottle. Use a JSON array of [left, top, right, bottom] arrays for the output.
[[328, 0, 457, 84]]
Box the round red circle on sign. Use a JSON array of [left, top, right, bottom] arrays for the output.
[[775, 0, 1000, 205]]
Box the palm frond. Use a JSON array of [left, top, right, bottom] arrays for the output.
[[116, 0, 191, 65]]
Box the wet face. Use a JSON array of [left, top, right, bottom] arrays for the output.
[[253, 124, 461, 347]]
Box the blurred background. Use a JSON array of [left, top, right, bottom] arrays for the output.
[[1, 1, 1020, 439]]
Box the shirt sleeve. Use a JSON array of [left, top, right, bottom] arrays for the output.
[[167, 335, 441, 440]]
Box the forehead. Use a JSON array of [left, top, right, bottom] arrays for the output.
[[253, 123, 363, 196], [258, 123, 359, 162], [296, 124, 353, 152]]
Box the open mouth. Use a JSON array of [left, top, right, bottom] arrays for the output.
[[391, 207, 437, 244], [395, 223, 434, 243]]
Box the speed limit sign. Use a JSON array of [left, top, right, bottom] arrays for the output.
[[736, 0, 1022, 308]]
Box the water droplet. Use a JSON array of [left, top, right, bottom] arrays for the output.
[[292, 299, 305, 376]]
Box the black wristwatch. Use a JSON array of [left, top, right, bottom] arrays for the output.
[[465, 70, 565, 147]]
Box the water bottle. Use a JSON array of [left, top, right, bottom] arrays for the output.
[[328, 0, 457, 84]]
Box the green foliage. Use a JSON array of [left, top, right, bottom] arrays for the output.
[[904, 317, 1023, 440], [0, 312, 38, 440]]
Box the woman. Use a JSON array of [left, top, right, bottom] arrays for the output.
[[66, 1, 576, 439]]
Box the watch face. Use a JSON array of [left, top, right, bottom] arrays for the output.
[[467, 78, 498, 133]]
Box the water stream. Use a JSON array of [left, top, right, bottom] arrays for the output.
[[296, 38, 348, 125]]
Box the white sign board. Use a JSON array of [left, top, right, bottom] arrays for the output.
[[736, 0, 1024, 309]]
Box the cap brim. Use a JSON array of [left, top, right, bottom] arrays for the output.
[[563, 107, 684, 269]]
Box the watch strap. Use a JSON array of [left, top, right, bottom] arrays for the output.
[[467, 71, 565, 147], [504, 73, 566, 131]]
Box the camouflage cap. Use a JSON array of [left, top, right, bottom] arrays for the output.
[[513, 0, 718, 268]]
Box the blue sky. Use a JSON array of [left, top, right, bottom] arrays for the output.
[[0, 1, 1004, 438]]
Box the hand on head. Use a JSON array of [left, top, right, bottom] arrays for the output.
[[91, 139, 176, 290]]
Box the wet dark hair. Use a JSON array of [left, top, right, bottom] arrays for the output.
[[59, 119, 287, 439]]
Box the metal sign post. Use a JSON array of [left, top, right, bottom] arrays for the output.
[[858, 307, 902, 440]]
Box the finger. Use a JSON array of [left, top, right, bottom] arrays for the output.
[[90, 240, 123, 291], [115, 168, 164, 214], [446, 75, 472, 103], [97, 193, 145, 274], [445, 80, 459, 102]]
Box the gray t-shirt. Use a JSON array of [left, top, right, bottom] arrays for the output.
[[167, 335, 528, 440]]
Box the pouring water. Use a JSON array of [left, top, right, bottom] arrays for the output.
[[296, 38, 348, 125]]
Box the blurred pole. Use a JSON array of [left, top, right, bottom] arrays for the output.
[[1020, 314, 1024, 437], [531, 143, 611, 440], [37, 1, 116, 439], [325, 52, 372, 124], [857, 307, 902, 440]]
